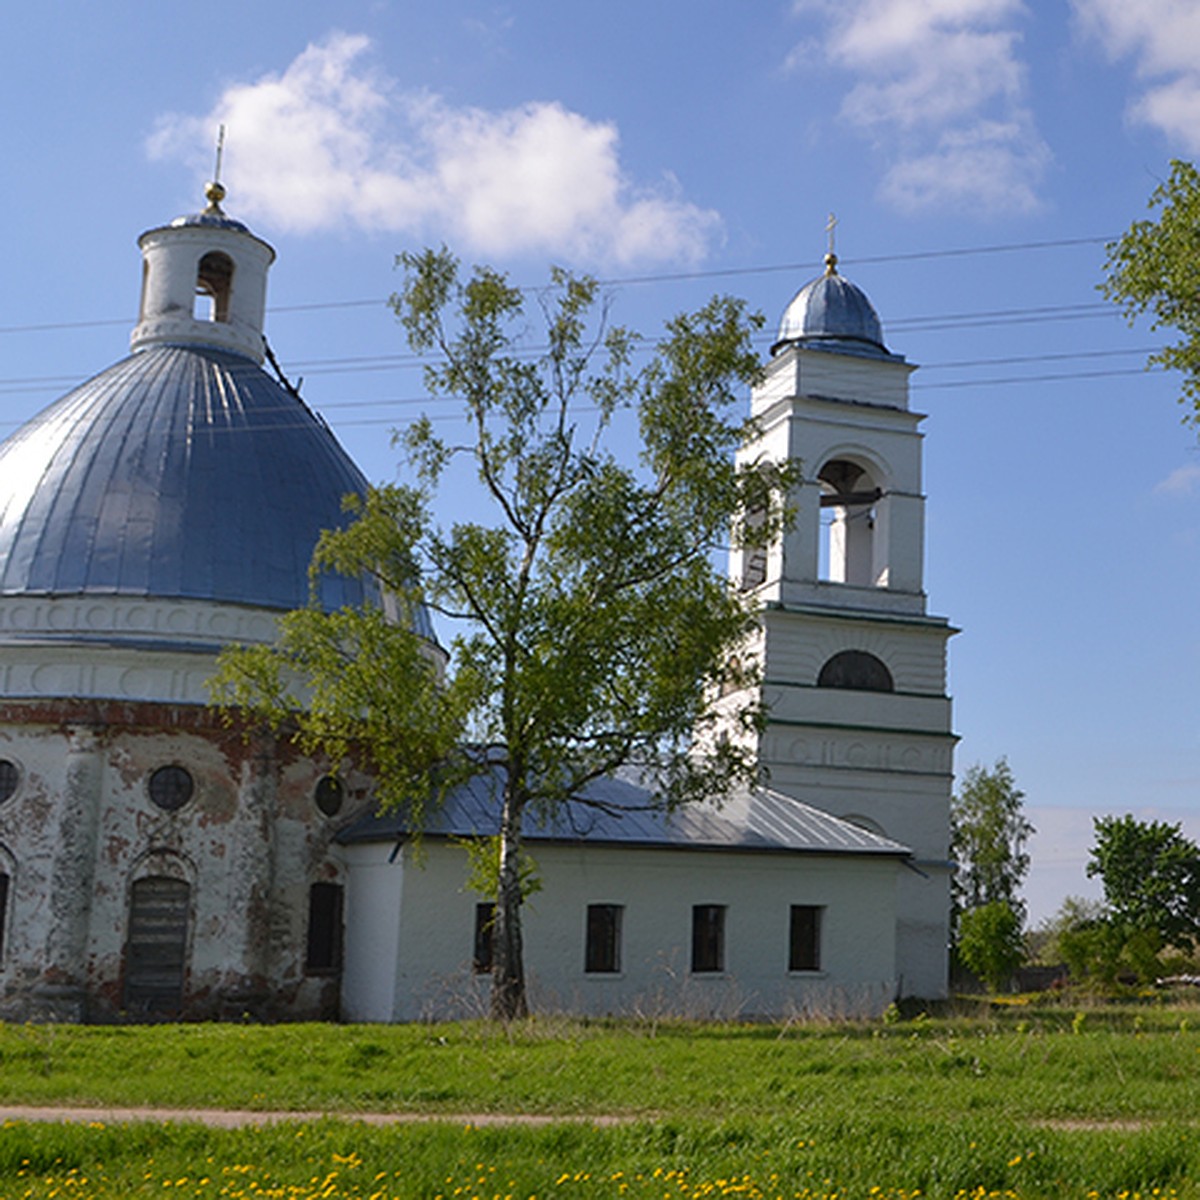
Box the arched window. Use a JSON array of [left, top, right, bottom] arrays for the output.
[[0, 844, 16, 965], [0, 759, 18, 804], [817, 650, 894, 692], [195, 251, 234, 322], [124, 876, 190, 1016], [818, 459, 882, 587], [0, 870, 9, 962]]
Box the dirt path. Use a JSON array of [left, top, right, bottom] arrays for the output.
[[0, 1104, 629, 1129]]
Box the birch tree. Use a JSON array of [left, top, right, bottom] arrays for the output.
[[211, 249, 796, 1019]]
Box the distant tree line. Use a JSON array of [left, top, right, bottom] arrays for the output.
[[1036, 815, 1200, 987]]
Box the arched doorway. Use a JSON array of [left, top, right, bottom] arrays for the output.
[[124, 876, 190, 1017]]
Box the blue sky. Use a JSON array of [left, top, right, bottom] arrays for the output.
[[3, 0, 1199, 924]]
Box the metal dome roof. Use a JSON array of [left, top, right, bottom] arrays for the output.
[[0, 344, 429, 629], [166, 180, 252, 234], [773, 256, 891, 358]]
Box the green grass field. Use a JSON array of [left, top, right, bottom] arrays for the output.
[[1, 999, 1198, 1199]]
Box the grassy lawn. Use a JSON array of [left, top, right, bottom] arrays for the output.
[[1, 999, 1198, 1198]]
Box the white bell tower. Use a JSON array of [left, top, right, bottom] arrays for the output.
[[131, 181, 275, 364], [732, 251, 956, 999]]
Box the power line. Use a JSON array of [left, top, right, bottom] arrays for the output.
[[0, 301, 1139, 397], [0, 233, 1117, 341], [914, 366, 1162, 391], [0, 356, 1173, 438]]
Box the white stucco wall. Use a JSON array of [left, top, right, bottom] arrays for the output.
[[342, 838, 901, 1022]]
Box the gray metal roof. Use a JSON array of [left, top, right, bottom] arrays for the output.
[[774, 266, 897, 360], [339, 767, 911, 858], [168, 210, 252, 233], [0, 343, 432, 631]]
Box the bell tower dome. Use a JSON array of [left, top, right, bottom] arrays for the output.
[[131, 181, 275, 363], [726, 250, 957, 999]]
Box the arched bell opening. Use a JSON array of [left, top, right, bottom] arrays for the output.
[[818, 458, 885, 587], [194, 251, 234, 323]]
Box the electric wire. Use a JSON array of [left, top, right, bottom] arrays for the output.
[[0, 232, 1118, 340], [0, 306, 1148, 396], [0, 230, 1170, 434]]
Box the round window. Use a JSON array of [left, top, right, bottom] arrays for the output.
[[148, 765, 194, 811], [315, 775, 344, 817], [0, 759, 18, 804]]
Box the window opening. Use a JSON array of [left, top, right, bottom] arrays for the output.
[[473, 903, 495, 974], [195, 251, 234, 322], [306, 882, 344, 973], [817, 650, 893, 692], [818, 460, 882, 587], [691, 904, 726, 973], [0, 873, 8, 961], [0, 760, 17, 804], [789, 905, 822, 971], [585, 904, 623, 973], [124, 876, 190, 1016], [740, 503, 768, 590], [314, 776, 344, 817], [148, 765, 194, 811]]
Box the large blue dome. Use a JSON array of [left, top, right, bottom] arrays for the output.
[[773, 257, 891, 358], [0, 344, 426, 627]]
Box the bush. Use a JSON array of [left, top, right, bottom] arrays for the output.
[[958, 901, 1024, 992]]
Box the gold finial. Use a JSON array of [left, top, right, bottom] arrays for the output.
[[204, 125, 227, 213], [824, 211, 838, 275]]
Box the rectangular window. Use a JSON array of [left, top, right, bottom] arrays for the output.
[[473, 903, 495, 974], [305, 882, 344, 973], [789, 905, 822, 972], [585, 904, 623, 973], [691, 904, 726, 973], [0, 873, 8, 961]]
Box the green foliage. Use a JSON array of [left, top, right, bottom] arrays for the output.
[[1029, 895, 1105, 966], [951, 758, 1033, 930], [455, 835, 542, 902], [1058, 916, 1130, 986], [1087, 814, 1200, 952], [957, 900, 1024, 992], [1102, 159, 1200, 418], [212, 248, 799, 1018]]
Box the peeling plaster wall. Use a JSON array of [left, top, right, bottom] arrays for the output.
[[0, 700, 364, 1022]]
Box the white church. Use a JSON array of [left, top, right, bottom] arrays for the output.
[[0, 185, 955, 1022]]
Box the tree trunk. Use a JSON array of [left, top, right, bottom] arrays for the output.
[[490, 785, 528, 1020]]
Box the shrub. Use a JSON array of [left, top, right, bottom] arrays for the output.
[[958, 900, 1024, 992]]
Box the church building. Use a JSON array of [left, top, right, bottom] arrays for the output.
[[0, 190, 954, 1022]]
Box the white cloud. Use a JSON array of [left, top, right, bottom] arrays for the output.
[[1155, 463, 1200, 497], [1074, 0, 1200, 154], [882, 121, 1049, 213], [790, 0, 1049, 215], [147, 32, 721, 267]]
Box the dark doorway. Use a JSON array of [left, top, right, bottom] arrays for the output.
[[124, 876, 190, 1017]]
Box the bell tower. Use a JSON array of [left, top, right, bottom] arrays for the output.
[[731, 252, 956, 998], [131, 181, 275, 364]]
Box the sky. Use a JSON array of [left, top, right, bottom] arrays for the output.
[[2, 0, 1199, 926]]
